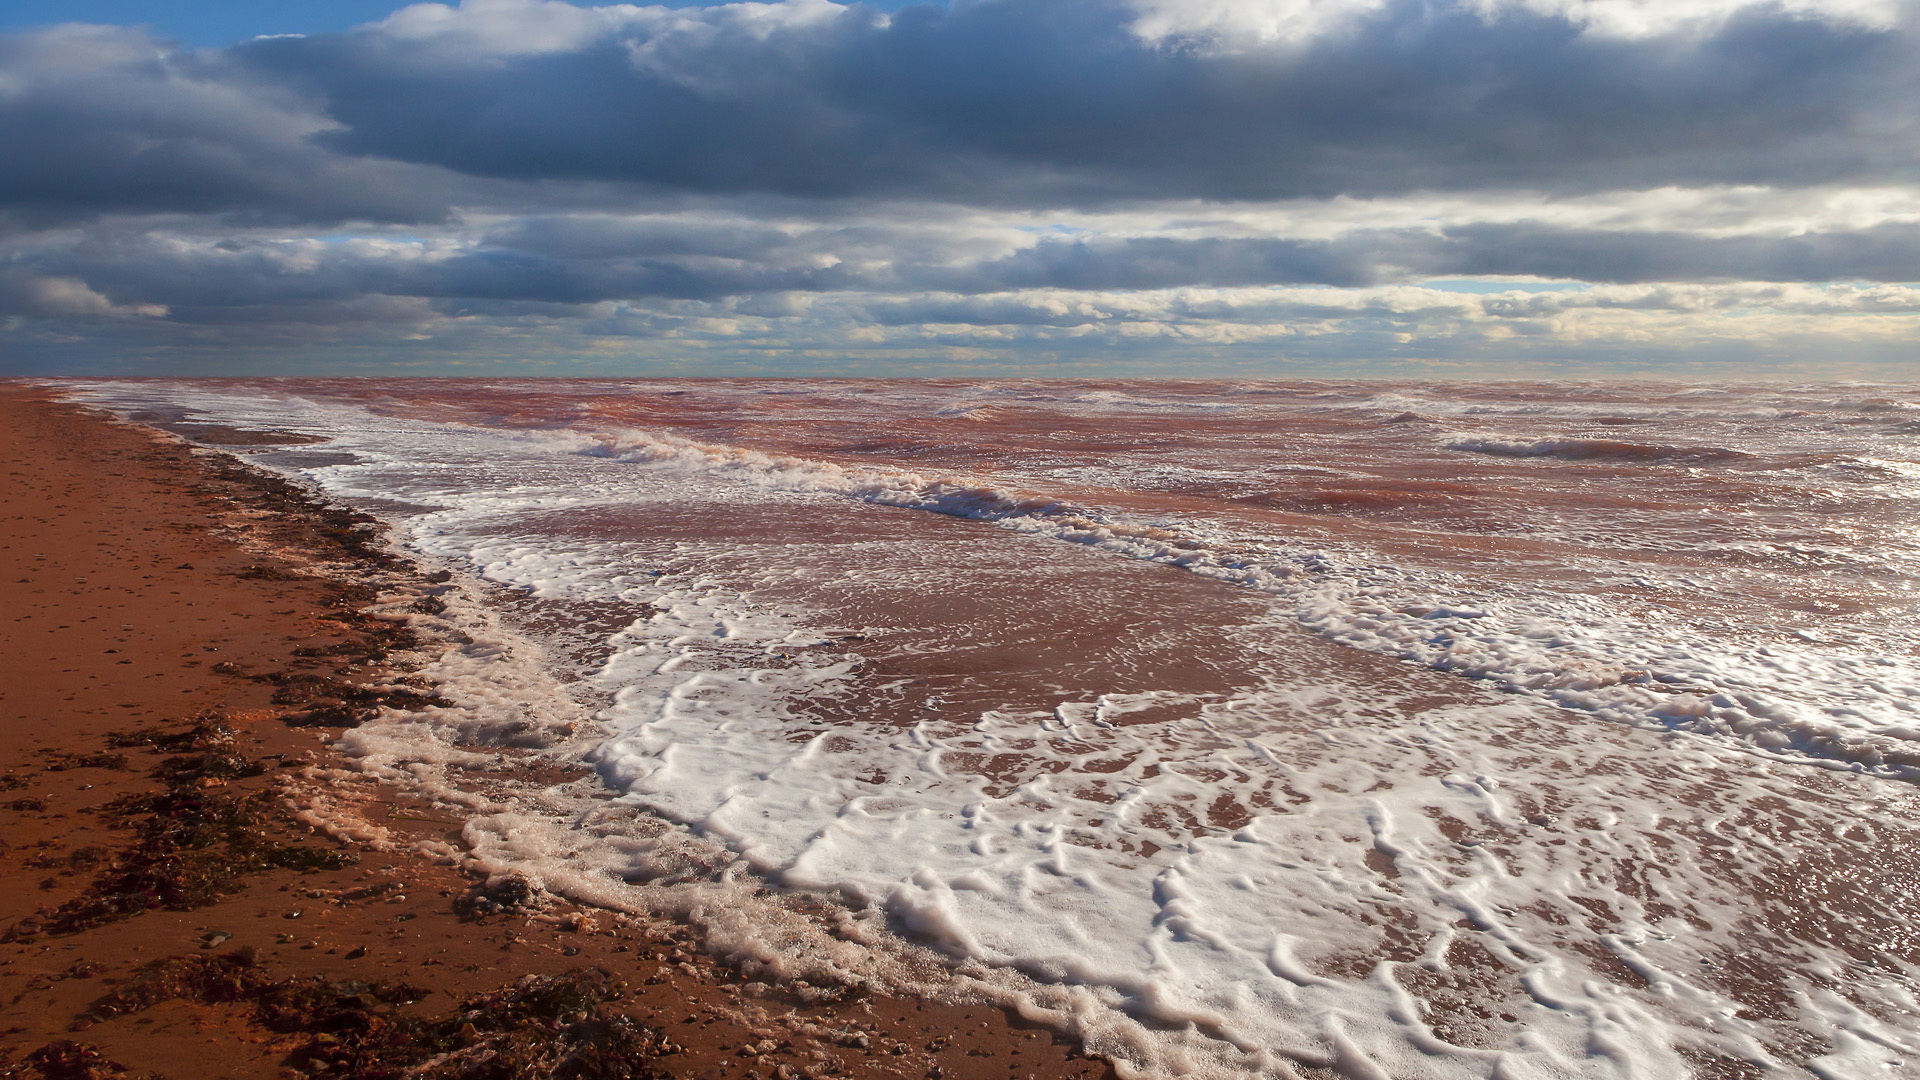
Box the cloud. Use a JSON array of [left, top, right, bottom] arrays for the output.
[[856, 280, 1920, 333], [945, 221, 1920, 290], [1127, 0, 1907, 48], [5, 1, 1917, 216], [0, 25, 465, 224], [2, 0, 1918, 373], [8, 213, 1920, 337], [1433, 220, 1920, 281], [221, 0, 1914, 204], [0, 270, 166, 318], [950, 236, 1390, 290]]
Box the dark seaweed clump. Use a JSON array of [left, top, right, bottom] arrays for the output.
[[195, 454, 406, 572], [83, 952, 666, 1080], [104, 720, 233, 754], [7, 722, 352, 939], [256, 670, 450, 729], [0, 1039, 147, 1080]]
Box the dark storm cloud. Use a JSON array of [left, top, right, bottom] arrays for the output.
[[0, 27, 465, 224], [0, 0, 1913, 223], [419, 247, 861, 301], [4, 228, 864, 316], [230, 0, 1914, 204]]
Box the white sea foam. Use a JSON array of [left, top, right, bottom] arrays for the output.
[[506, 423, 1920, 782], [1064, 389, 1244, 412]]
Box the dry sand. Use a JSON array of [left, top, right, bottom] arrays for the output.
[[0, 384, 1116, 1080]]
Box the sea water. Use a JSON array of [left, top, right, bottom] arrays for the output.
[[63, 378, 1920, 1080]]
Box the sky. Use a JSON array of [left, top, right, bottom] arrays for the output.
[[1, 0, 1917, 379]]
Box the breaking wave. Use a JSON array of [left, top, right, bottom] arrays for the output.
[[1444, 434, 1749, 463], [544, 426, 1920, 783]]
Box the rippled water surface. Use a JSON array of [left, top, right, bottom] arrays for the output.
[[66, 379, 1920, 1080]]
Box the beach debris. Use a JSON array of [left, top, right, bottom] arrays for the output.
[[551, 912, 599, 934], [11, 1039, 131, 1079], [285, 702, 379, 728], [106, 719, 233, 753], [273, 672, 448, 727], [334, 880, 402, 905], [39, 753, 129, 773], [78, 953, 665, 1080], [453, 872, 541, 918], [199, 931, 232, 949], [154, 750, 261, 786], [6, 720, 353, 940]]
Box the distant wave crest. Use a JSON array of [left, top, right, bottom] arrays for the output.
[[1445, 433, 1748, 463]]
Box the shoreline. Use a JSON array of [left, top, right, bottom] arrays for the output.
[[0, 384, 1118, 1080]]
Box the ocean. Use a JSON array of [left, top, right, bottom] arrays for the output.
[[62, 378, 1920, 1080]]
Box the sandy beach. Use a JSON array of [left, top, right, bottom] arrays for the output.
[[0, 383, 1116, 1080]]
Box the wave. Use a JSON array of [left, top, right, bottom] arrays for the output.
[[542, 425, 1920, 784], [1829, 396, 1919, 413], [562, 427, 1095, 524], [1067, 390, 1242, 412], [1445, 434, 1748, 464], [56, 382, 1920, 785], [932, 403, 1000, 420], [1832, 455, 1920, 481]]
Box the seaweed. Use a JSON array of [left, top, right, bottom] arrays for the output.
[[151, 752, 263, 786], [39, 754, 129, 773], [105, 721, 232, 754], [281, 703, 380, 728], [1, 1040, 141, 1080], [7, 724, 352, 940], [82, 954, 666, 1080]]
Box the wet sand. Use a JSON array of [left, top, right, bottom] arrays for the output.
[[0, 384, 1116, 1080]]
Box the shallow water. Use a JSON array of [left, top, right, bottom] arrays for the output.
[[65, 378, 1920, 1079]]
